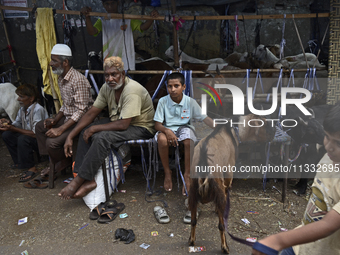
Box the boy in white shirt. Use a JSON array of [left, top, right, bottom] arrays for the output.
[[252, 104, 340, 255]]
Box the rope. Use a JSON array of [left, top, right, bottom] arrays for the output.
[[242, 14, 249, 54], [312, 22, 329, 69], [179, 16, 196, 57], [121, 0, 130, 71], [234, 15, 239, 46], [292, 15, 309, 69], [279, 14, 286, 59], [262, 142, 271, 191]]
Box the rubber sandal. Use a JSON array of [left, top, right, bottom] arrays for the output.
[[89, 200, 117, 220], [19, 171, 38, 182], [183, 209, 199, 224], [97, 202, 125, 224], [23, 179, 48, 189], [34, 175, 57, 183], [154, 206, 170, 224], [252, 242, 279, 255]]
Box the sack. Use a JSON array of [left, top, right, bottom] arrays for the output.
[[83, 146, 131, 211]]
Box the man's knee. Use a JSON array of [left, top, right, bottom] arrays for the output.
[[157, 133, 168, 146], [17, 134, 32, 146], [46, 137, 65, 151], [35, 120, 45, 134], [183, 139, 194, 147], [1, 131, 12, 142]]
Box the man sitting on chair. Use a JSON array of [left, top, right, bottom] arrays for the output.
[[59, 56, 155, 199]]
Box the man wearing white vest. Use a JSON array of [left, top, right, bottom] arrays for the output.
[[81, 0, 159, 70]]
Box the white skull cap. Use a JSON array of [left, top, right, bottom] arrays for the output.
[[51, 44, 72, 56]]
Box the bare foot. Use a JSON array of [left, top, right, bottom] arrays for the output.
[[58, 175, 85, 200], [72, 180, 97, 199], [183, 174, 191, 196], [164, 170, 172, 191]]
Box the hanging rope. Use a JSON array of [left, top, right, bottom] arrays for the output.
[[234, 15, 240, 46], [292, 14, 310, 69], [312, 22, 329, 69], [279, 14, 286, 59]]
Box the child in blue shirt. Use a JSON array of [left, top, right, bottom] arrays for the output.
[[154, 73, 214, 194]]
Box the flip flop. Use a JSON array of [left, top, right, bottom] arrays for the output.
[[23, 179, 48, 189], [34, 175, 57, 183], [19, 171, 38, 182], [183, 209, 200, 224], [89, 200, 117, 220], [154, 206, 170, 224], [97, 202, 125, 224]]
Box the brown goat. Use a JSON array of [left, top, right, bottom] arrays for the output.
[[188, 114, 275, 253]]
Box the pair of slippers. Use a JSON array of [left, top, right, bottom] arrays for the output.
[[23, 175, 58, 189], [90, 200, 125, 224], [153, 206, 200, 224]]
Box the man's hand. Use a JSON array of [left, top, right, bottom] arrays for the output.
[[164, 129, 178, 147], [45, 127, 64, 138], [80, 6, 92, 17], [83, 126, 96, 143], [44, 118, 56, 129], [0, 124, 11, 131], [150, 9, 159, 18], [64, 136, 73, 158], [0, 118, 10, 128]]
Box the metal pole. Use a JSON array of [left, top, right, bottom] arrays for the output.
[[171, 0, 179, 68], [0, 9, 21, 84]]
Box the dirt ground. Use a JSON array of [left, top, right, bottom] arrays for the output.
[[0, 132, 309, 255]]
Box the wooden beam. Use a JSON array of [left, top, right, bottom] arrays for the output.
[[0, 5, 330, 21], [76, 68, 327, 75]]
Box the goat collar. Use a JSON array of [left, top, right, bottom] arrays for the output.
[[232, 125, 242, 144]]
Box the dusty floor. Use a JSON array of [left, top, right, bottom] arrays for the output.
[[0, 134, 309, 255]]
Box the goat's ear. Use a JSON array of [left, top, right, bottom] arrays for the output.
[[299, 116, 308, 126], [308, 108, 315, 119], [205, 71, 215, 78]]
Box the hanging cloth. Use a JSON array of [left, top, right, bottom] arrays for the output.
[[102, 18, 135, 70], [35, 8, 62, 104]]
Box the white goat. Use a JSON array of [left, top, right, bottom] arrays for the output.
[[165, 45, 227, 70], [0, 83, 19, 122], [253, 44, 325, 69]]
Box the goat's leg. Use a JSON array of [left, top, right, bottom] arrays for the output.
[[188, 204, 197, 246], [218, 211, 229, 254]]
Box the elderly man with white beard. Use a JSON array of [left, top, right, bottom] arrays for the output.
[[59, 56, 155, 200], [35, 44, 93, 180]]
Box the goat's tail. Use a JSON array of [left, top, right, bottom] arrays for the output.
[[198, 177, 209, 197], [197, 137, 211, 198]]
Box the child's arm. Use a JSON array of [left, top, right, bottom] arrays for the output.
[[252, 209, 340, 254], [203, 117, 214, 129], [155, 121, 178, 147]]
